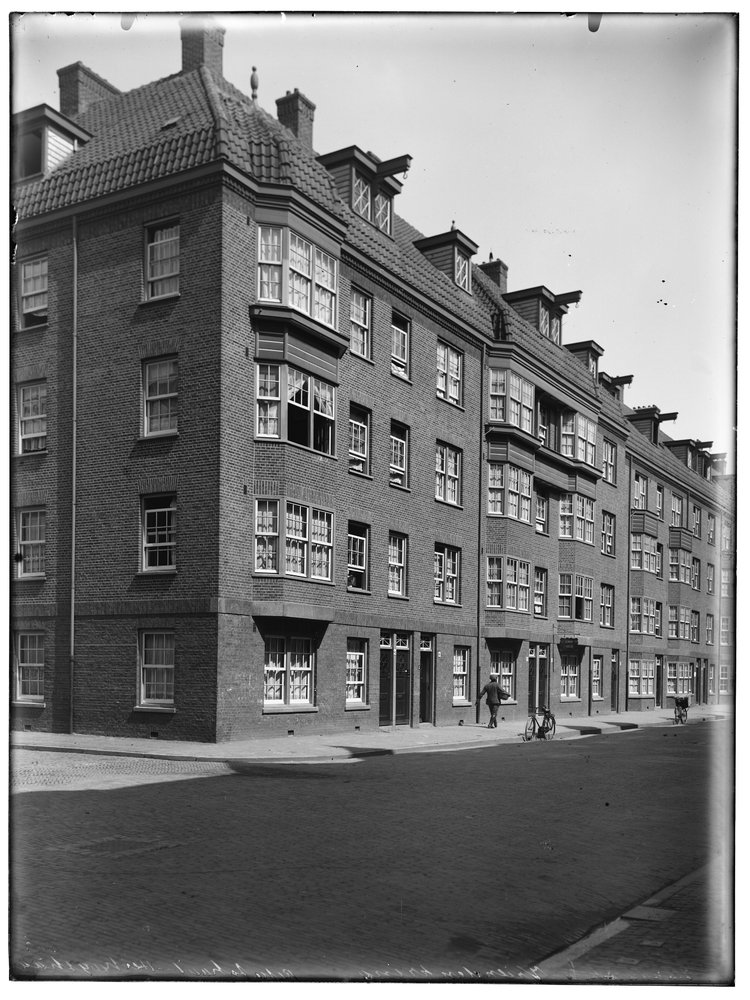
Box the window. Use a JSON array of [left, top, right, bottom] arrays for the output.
[[630, 597, 656, 634], [487, 557, 503, 607], [719, 664, 728, 693], [536, 494, 548, 534], [350, 289, 371, 358], [560, 655, 579, 699], [707, 513, 715, 545], [505, 558, 530, 611], [264, 636, 314, 706], [720, 567, 730, 598], [347, 523, 369, 590], [19, 382, 47, 452], [489, 370, 534, 431], [670, 549, 691, 584], [489, 370, 506, 421], [353, 172, 371, 219], [691, 558, 701, 591], [634, 473, 647, 510], [349, 405, 370, 474], [692, 505, 702, 537], [537, 403, 550, 446], [140, 632, 175, 705], [559, 494, 574, 538], [144, 358, 178, 436], [388, 533, 407, 596], [707, 563, 715, 594], [146, 223, 179, 299], [679, 607, 690, 640], [487, 464, 504, 515], [690, 611, 699, 643], [576, 496, 595, 543], [671, 494, 683, 527], [667, 662, 677, 694], [257, 227, 338, 328], [16, 633, 44, 702], [575, 575, 594, 621], [668, 606, 678, 639], [656, 485, 664, 518], [720, 617, 731, 645], [534, 569, 548, 617], [600, 585, 614, 627], [374, 192, 392, 234], [668, 547, 678, 581], [435, 443, 462, 505], [436, 342, 463, 405], [602, 440, 616, 483], [576, 414, 597, 466], [454, 249, 471, 291], [346, 639, 367, 704], [706, 614, 714, 645], [601, 513, 615, 555], [453, 647, 470, 701], [21, 257, 48, 326], [391, 314, 410, 377], [509, 467, 531, 522], [561, 412, 575, 457], [18, 509, 46, 576], [677, 663, 692, 695], [559, 574, 573, 618], [709, 663, 714, 694], [629, 660, 655, 696], [592, 657, 602, 698], [656, 602, 663, 637], [657, 544, 664, 579], [389, 422, 409, 487], [142, 495, 176, 571], [721, 520, 732, 550], [256, 365, 335, 455], [434, 545, 460, 604], [254, 500, 333, 581], [630, 597, 641, 632], [491, 649, 515, 700]]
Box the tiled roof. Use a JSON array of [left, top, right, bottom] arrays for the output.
[[14, 67, 343, 220]]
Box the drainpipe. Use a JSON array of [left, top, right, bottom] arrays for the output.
[[624, 452, 632, 714], [69, 216, 78, 734], [476, 341, 486, 723]]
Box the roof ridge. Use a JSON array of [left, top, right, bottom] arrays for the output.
[[198, 66, 228, 160]]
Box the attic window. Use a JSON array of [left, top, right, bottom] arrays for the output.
[[161, 117, 181, 130], [353, 172, 371, 220], [18, 129, 43, 178], [455, 249, 470, 292], [540, 305, 561, 345], [374, 193, 391, 234]]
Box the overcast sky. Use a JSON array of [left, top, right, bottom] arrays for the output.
[[11, 11, 737, 465]]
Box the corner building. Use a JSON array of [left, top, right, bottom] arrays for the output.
[[11, 18, 735, 742]]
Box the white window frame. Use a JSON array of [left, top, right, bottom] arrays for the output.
[[489, 370, 506, 421], [257, 226, 338, 329], [679, 607, 690, 640], [347, 523, 369, 591], [600, 584, 614, 627], [575, 574, 594, 622], [575, 496, 595, 543], [536, 494, 548, 534], [255, 499, 280, 573], [374, 192, 392, 234], [21, 256, 48, 327], [140, 631, 175, 705], [19, 381, 47, 453], [264, 636, 314, 706], [436, 342, 463, 405], [634, 474, 647, 510], [706, 614, 714, 645], [144, 357, 178, 436], [388, 532, 407, 596], [255, 364, 336, 456], [560, 655, 579, 699], [671, 494, 683, 527], [389, 422, 409, 487], [534, 568, 547, 617], [142, 495, 176, 571], [707, 563, 715, 594], [434, 545, 460, 604], [692, 505, 702, 537], [692, 558, 701, 591], [656, 484, 664, 518], [719, 664, 728, 693], [453, 646, 470, 702], [690, 611, 700, 643], [487, 556, 503, 607], [353, 171, 371, 220], [146, 222, 180, 300], [350, 289, 371, 358], [391, 314, 410, 378], [454, 249, 471, 291], [720, 567, 730, 598], [559, 494, 574, 538], [491, 649, 516, 701], [488, 464, 504, 514], [601, 511, 615, 555], [602, 440, 616, 483], [576, 413, 597, 466], [707, 513, 715, 545], [667, 662, 677, 694], [559, 573, 573, 618], [720, 617, 731, 646], [18, 508, 46, 577], [349, 404, 370, 474], [592, 656, 603, 699], [254, 499, 333, 582], [505, 557, 530, 612], [15, 632, 45, 703], [346, 638, 368, 704], [258, 226, 282, 301], [435, 442, 462, 505]]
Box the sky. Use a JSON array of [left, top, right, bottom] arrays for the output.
[[10, 10, 738, 465]]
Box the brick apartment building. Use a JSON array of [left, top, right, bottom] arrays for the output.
[[11, 17, 735, 743]]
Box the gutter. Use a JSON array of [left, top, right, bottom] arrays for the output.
[[476, 342, 486, 722], [69, 215, 78, 734], [624, 452, 632, 714]]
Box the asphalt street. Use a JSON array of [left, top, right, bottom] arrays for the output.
[[11, 721, 732, 982]]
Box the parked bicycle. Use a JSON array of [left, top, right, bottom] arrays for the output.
[[523, 706, 556, 741], [674, 696, 689, 725]]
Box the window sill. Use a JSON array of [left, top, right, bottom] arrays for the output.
[[434, 601, 462, 608], [263, 704, 319, 714], [284, 440, 338, 461], [12, 700, 45, 708], [16, 574, 46, 581], [350, 352, 375, 366], [390, 369, 412, 384], [452, 699, 472, 707], [389, 482, 411, 493], [534, 614, 549, 620], [600, 624, 615, 630], [347, 588, 372, 595], [436, 397, 465, 413], [592, 696, 604, 701], [133, 705, 177, 714], [15, 322, 49, 334], [488, 514, 532, 525], [253, 573, 335, 586], [141, 293, 180, 305], [348, 469, 373, 480], [137, 569, 177, 577], [560, 697, 582, 703], [435, 498, 464, 511], [601, 552, 617, 559], [387, 593, 410, 601], [345, 703, 371, 711], [140, 431, 179, 440], [627, 694, 655, 700], [14, 450, 48, 458], [535, 529, 549, 537]]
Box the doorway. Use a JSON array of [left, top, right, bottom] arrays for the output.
[[379, 631, 411, 726], [611, 650, 619, 711], [528, 644, 549, 714], [419, 637, 434, 723]]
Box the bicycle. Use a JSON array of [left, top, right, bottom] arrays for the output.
[[674, 696, 689, 725], [523, 706, 556, 741]]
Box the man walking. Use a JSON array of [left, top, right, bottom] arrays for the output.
[[476, 672, 508, 728]]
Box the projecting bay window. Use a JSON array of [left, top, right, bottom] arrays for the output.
[[488, 464, 530, 521], [559, 574, 592, 621], [19, 382, 47, 452], [436, 342, 463, 404], [488, 370, 534, 432], [389, 422, 409, 487], [629, 659, 655, 696], [434, 545, 460, 604], [576, 414, 597, 465], [146, 223, 179, 299], [144, 358, 178, 436], [347, 523, 369, 591], [257, 226, 338, 329], [631, 533, 658, 573], [630, 597, 656, 634], [487, 557, 502, 607], [435, 443, 462, 505], [264, 636, 314, 707], [20, 257, 48, 326], [575, 496, 595, 543], [349, 289, 371, 358], [559, 494, 574, 538], [142, 496, 176, 571], [256, 364, 335, 456], [505, 558, 530, 612], [254, 500, 333, 581]]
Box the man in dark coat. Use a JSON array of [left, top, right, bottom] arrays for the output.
[[476, 672, 509, 728]]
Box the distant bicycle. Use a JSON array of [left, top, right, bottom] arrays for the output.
[[674, 697, 689, 725], [524, 706, 556, 741]]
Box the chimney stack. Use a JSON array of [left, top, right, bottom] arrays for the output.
[[57, 62, 121, 118], [276, 89, 316, 148], [180, 15, 225, 78], [479, 258, 509, 295]]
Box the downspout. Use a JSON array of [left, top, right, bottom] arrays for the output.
[[476, 340, 486, 723], [624, 451, 632, 714], [69, 215, 78, 734]]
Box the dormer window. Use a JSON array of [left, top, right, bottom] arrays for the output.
[[455, 249, 470, 292], [374, 192, 391, 234], [414, 228, 478, 293], [318, 146, 410, 240], [353, 172, 371, 220], [13, 105, 90, 184]]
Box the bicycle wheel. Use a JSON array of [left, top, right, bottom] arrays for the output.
[[523, 717, 536, 741], [679, 707, 688, 725], [544, 716, 556, 740]]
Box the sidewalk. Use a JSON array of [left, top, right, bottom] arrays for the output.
[[10, 704, 730, 764]]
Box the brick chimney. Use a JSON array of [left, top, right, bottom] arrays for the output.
[[276, 89, 316, 148], [57, 62, 121, 118], [479, 258, 509, 295], [180, 15, 225, 78]]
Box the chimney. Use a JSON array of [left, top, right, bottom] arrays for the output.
[[479, 258, 509, 295], [276, 89, 316, 148], [180, 15, 225, 78], [57, 62, 121, 118]]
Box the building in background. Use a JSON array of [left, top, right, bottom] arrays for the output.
[[11, 16, 735, 742]]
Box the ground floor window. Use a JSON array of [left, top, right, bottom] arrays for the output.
[[719, 664, 728, 693], [16, 632, 45, 702], [346, 639, 367, 704], [709, 663, 715, 695], [453, 646, 470, 701], [667, 662, 677, 694], [264, 636, 314, 706], [629, 659, 654, 696], [490, 648, 515, 700], [677, 662, 692, 695], [140, 631, 175, 704], [560, 655, 579, 699], [592, 656, 602, 698]]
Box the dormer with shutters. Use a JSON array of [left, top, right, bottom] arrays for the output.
[[503, 286, 582, 345], [413, 227, 479, 293], [317, 146, 411, 237], [12, 104, 92, 183]]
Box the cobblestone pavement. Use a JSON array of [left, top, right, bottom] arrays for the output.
[[11, 721, 733, 982]]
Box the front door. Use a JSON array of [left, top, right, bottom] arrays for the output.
[[379, 648, 392, 725], [611, 650, 619, 710], [528, 644, 548, 714], [656, 655, 663, 707], [592, 656, 602, 710], [419, 639, 434, 723], [379, 631, 411, 726]]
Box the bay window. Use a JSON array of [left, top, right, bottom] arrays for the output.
[[256, 364, 335, 455], [488, 370, 534, 431], [254, 499, 333, 581], [257, 226, 338, 328], [505, 557, 530, 611]]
